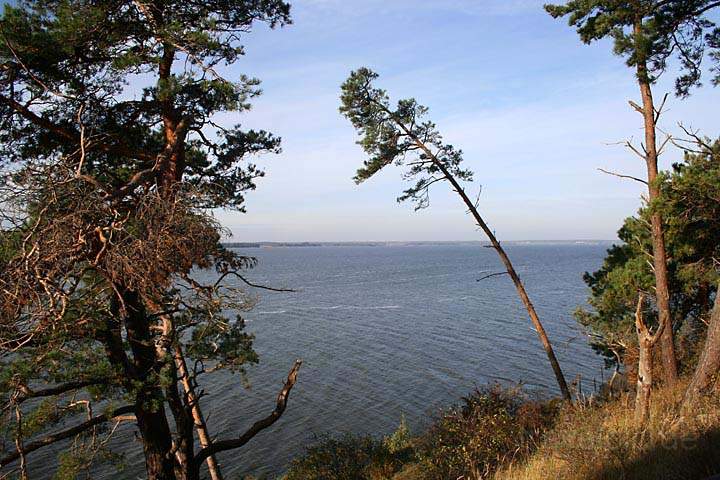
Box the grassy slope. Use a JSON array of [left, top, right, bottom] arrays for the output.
[[494, 382, 720, 480]]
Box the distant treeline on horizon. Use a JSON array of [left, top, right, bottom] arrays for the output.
[[223, 240, 615, 248]]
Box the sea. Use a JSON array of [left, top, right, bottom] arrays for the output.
[[26, 242, 613, 479]]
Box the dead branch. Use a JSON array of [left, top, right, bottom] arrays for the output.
[[226, 272, 296, 293], [0, 405, 134, 467], [476, 272, 509, 282], [597, 168, 648, 185], [191, 359, 302, 473], [628, 100, 644, 114]]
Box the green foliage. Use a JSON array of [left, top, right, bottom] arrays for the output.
[[384, 415, 412, 455], [285, 387, 556, 480], [545, 1, 720, 96], [0, 0, 292, 476], [284, 433, 408, 480], [53, 436, 125, 480], [188, 316, 259, 375], [416, 385, 556, 480], [339, 68, 472, 210], [577, 139, 720, 368], [0, 0, 289, 208]]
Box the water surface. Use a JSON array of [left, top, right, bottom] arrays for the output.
[[207, 243, 608, 478], [24, 243, 610, 479]]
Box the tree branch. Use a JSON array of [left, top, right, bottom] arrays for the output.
[[12, 379, 106, 405], [192, 359, 302, 471], [0, 405, 134, 467], [597, 168, 648, 185], [476, 271, 509, 282], [0, 93, 154, 163]]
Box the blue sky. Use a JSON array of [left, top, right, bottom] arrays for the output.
[[215, 0, 719, 242]]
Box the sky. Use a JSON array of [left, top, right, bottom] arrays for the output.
[[214, 0, 720, 242]]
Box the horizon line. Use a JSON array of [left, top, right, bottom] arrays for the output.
[[222, 239, 617, 245]]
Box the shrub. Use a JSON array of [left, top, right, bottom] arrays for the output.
[[284, 430, 410, 480], [416, 384, 556, 480]]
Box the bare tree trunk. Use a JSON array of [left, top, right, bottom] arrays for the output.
[[683, 284, 720, 409], [174, 344, 224, 480], [634, 294, 665, 425], [398, 125, 571, 401], [634, 20, 679, 386]]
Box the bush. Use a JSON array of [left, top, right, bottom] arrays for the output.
[[283, 386, 555, 480], [416, 384, 556, 480], [284, 427, 412, 480]]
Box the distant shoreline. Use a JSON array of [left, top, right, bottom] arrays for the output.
[[223, 240, 616, 248]]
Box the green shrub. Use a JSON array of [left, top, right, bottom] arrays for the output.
[[283, 386, 555, 480], [284, 431, 409, 480], [416, 384, 556, 480]]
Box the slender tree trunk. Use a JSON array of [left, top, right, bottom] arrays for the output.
[[683, 283, 720, 409], [174, 344, 225, 480], [165, 370, 194, 480], [635, 335, 653, 424], [451, 175, 571, 401], [399, 125, 571, 400], [634, 20, 678, 385]]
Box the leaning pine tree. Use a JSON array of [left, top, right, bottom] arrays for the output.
[[0, 2, 301, 480], [339, 68, 571, 401]]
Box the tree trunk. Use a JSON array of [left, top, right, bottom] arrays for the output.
[[633, 294, 663, 425], [124, 291, 178, 480], [683, 283, 720, 409], [165, 369, 194, 480], [400, 125, 571, 400], [634, 20, 678, 385], [174, 344, 225, 480], [135, 402, 178, 480], [635, 330, 654, 425]]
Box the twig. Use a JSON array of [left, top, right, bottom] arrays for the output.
[[597, 168, 648, 185], [477, 271, 509, 282]]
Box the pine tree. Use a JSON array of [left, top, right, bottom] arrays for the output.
[[546, 0, 720, 385], [339, 68, 572, 401], [0, 2, 302, 479]]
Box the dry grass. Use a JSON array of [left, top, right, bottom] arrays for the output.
[[495, 382, 720, 480]]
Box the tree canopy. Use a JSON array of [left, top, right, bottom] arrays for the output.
[[545, 1, 720, 96], [0, 2, 299, 479]]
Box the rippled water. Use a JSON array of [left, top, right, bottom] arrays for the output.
[[207, 243, 608, 478], [26, 243, 611, 479]]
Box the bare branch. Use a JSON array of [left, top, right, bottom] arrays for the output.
[[192, 359, 302, 471], [476, 271, 509, 282], [227, 272, 296, 293], [0, 406, 134, 467], [597, 168, 648, 185], [628, 100, 644, 115]]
